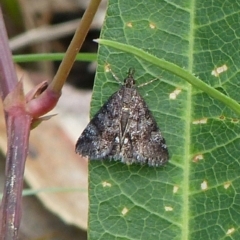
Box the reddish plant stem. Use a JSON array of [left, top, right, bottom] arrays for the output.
[[0, 12, 17, 99], [0, 0, 102, 238], [0, 113, 32, 240]]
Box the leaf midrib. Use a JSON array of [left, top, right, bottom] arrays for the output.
[[182, 0, 195, 239]]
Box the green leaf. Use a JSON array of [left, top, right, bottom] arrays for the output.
[[88, 0, 240, 239]]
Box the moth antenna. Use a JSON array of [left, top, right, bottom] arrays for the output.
[[138, 77, 159, 88], [107, 67, 122, 85]]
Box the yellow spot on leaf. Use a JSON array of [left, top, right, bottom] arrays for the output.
[[121, 207, 129, 215], [219, 115, 225, 120], [201, 180, 208, 190], [173, 185, 179, 193], [192, 154, 203, 163], [149, 23, 156, 29], [224, 182, 231, 189], [164, 206, 173, 211], [104, 64, 111, 73], [231, 118, 239, 123], [192, 118, 207, 124], [169, 89, 181, 99], [126, 22, 133, 28], [227, 227, 235, 235], [211, 64, 228, 77], [102, 181, 112, 187]]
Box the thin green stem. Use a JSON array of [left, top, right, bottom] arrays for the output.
[[13, 53, 97, 63], [96, 39, 240, 116]]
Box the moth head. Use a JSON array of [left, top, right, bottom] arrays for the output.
[[124, 76, 136, 88], [124, 68, 136, 88]]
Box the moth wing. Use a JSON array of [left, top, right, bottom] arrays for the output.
[[118, 92, 169, 166], [76, 90, 122, 159]]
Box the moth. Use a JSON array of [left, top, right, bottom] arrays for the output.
[[76, 69, 169, 166]]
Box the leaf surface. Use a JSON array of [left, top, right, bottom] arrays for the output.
[[88, 1, 240, 239]]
